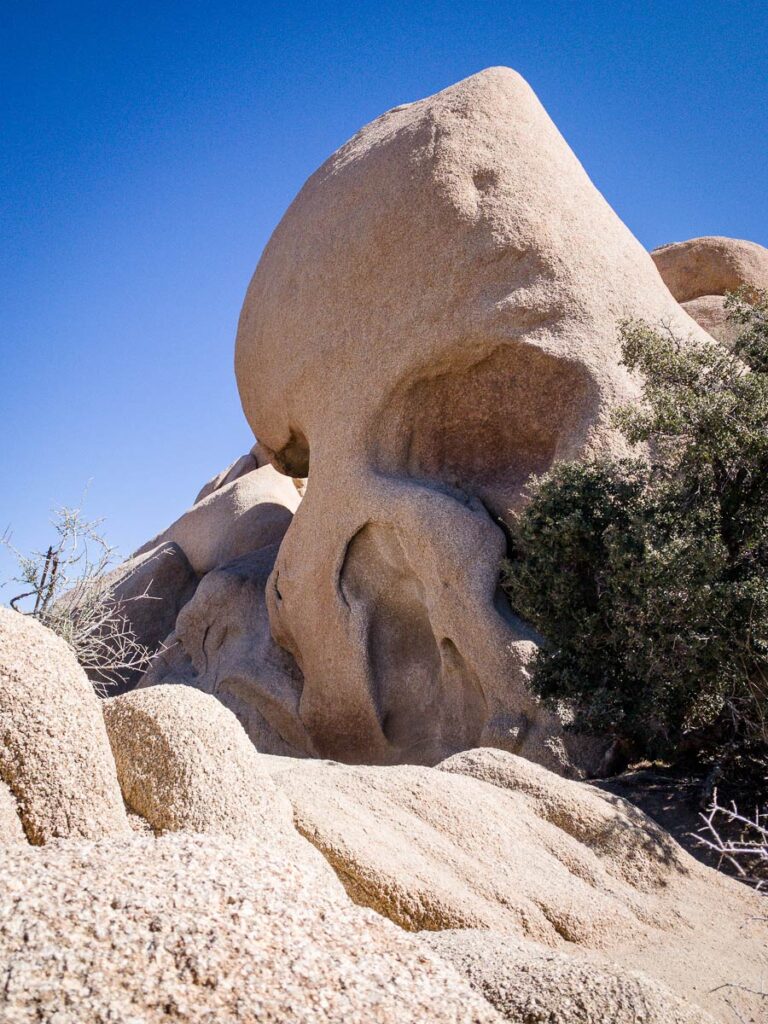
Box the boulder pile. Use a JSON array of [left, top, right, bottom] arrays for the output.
[[3, 67, 766, 1022]]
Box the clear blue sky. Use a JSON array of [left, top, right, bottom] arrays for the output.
[[2, 1, 766, 587]]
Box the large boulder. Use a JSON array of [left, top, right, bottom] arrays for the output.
[[234, 66, 708, 769], [138, 545, 314, 757], [652, 235, 768, 303], [134, 464, 300, 575], [424, 930, 715, 1024], [0, 607, 130, 843], [103, 685, 300, 839], [652, 236, 768, 345], [270, 750, 766, 1022], [0, 831, 502, 1023]]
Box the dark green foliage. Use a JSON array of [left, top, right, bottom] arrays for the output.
[[502, 291, 768, 764]]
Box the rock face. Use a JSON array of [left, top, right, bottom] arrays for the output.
[[0, 832, 503, 1024], [0, 607, 130, 844], [652, 235, 768, 345], [138, 545, 311, 756], [134, 463, 300, 575], [652, 235, 768, 303], [271, 750, 766, 1022], [424, 930, 715, 1024], [234, 66, 708, 769], [103, 685, 299, 839]]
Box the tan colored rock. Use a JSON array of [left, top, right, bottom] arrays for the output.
[[134, 464, 300, 575], [272, 753, 766, 1022], [0, 831, 502, 1023], [681, 294, 740, 347], [103, 684, 298, 839], [139, 545, 314, 757], [193, 446, 262, 504], [234, 67, 708, 769], [424, 929, 715, 1024], [0, 606, 129, 844], [0, 779, 25, 844], [652, 235, 768, 303], [61, 540, 198, 695]]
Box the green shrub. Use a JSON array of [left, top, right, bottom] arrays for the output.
[[502, 291, 768, 767]]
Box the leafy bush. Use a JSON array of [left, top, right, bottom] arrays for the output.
[[2, 504, 151, 691], [502, 291, 768, 768]]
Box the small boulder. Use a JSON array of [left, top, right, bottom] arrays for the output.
[[103, 685, 295, 841], [0, 607, 129, 843]]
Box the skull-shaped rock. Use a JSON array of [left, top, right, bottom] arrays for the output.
[[235, 67, 706, 769]]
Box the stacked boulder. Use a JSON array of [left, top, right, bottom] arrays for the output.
[[652, 235, 768, 345], [1, 606, 765, 1022]]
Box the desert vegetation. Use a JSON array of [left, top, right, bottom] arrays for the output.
[[2, 504, 151, 691], [504, 292, 768, 837]]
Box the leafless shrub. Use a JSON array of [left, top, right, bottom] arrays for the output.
[[695, 792, 768, 893], [2, 503, 152, 693]]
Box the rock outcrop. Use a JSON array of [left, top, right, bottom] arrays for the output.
[[652, 235, 768, 345], [234, 66, 708, 769], [0, 831, 503, 1024], [424, 930, 715, 1024], [0, 606, 130, 843], [134, 463, 300, 575], [270, 750, 766, 1022], [138, 545, 312, 756]]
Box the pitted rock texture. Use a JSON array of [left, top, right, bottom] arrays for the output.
[[0, 607, 129, 844], [423, 929, 715, 1024], [138, 545, 312, 757], [234, 66, 708, 769], [0, 832, 503, 1024], [0, 779, 24, 845], [271, 751, 767, 1022], [134, 463, 300, 575], [103, 684, 298, 839]]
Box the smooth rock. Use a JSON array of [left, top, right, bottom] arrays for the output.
[[652, 235, 768, 303], [234, 67, 709, 769], [134, 464, 300, 575]]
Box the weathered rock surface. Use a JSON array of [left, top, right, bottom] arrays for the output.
[[234, 66, 708, 769], [0, 779, 24, 845], [103, 684, 299, 839], [424, 929, 715, 1024], [139, 545, 312, 756], [652, 235, 768, 303], [652, 236, 768, 345], [134, 464, 300, 575], [0, 831, 502, 1024], [271, 750, 766, 1022], [0, 607, 129, 843], [681, 293, 740, 347]]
